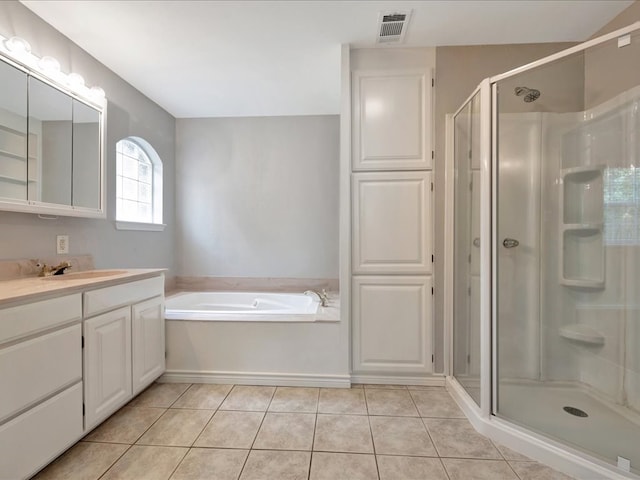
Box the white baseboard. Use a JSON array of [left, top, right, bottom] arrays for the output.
[[159, 370, 351, 388], [350, 373, 445, 387], [446, 377, 637, 480]]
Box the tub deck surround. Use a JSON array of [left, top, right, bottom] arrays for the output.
[[0, 268, 167, 306], [165, 291, 340, 322], [174, 276, 339, 293]]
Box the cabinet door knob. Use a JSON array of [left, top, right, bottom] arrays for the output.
[[502, 238, 520, 248]]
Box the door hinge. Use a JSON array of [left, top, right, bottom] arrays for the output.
[[432, 78, 434, 87], [165, 350, 168, 359], [431, 287, 434, 295], [431, 254, 434, 263], [82, 403, 85, 416], [432, 354, 435, 363], [81, 336, 84, 348], [467, 354, 471, 364], [431, 150, 434, 160], [431, 182, 434, 192]]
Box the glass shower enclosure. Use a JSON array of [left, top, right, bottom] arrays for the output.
[[450, 23, 640, 478]]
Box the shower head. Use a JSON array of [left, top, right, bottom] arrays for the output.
[[514, 86, 541, 103]]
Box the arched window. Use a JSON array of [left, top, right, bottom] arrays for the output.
[[115, 137, 163, 229]]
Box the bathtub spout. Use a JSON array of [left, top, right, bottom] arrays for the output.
[[304, 289, 328, 307]]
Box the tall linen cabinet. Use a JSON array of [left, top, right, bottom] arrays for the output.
[[350, 65, 434, 381]]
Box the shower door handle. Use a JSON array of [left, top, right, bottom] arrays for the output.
[[502, 238, 519, 248]]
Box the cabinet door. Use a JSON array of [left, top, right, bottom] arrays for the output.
[[132, 296, 165, 395], [352, 70, 432, 171], [84, 307, 132, 430], [353, 171, 432, 274], [352, 276, 432, 374]]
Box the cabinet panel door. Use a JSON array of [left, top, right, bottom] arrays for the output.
[[132, 296, 165, 395], [352, 276, 432, 374], [352, 70, 432, 171], [84, 307, 132, 430], [353, 172, 432, 274]]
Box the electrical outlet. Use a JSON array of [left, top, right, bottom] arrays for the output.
[[56, 235, 69, 254]]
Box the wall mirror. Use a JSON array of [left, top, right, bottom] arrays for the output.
[[0, 52, 105, 218]]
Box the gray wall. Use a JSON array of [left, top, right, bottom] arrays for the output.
[[0, 1, 176, 277], [176, 115, 339, 279]]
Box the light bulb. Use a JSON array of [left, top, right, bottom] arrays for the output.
[[5, 36, 31, 54], [39, 56, 61, 73], [89, 86, 105, 99], [67, 72, 85, 88]]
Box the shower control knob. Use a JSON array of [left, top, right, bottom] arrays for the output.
[[502, 238, 520, 248]]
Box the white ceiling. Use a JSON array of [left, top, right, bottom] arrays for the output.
[[20, 0, 634, 118]]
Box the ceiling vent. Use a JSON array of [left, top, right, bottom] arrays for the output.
[[376, 10, 411, 44]]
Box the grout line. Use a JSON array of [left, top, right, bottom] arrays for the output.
[[96, 443, 134, 480], [190, 385, 235, 447], [438, 457, 453, 480], [166, 446, 190, 480]]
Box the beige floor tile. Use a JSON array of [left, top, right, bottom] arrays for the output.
[[239, 450, 310, 480], [194, 410, 264, 449], [33, 442, 128, 480], [509, 461, 575, 480], [171, 384, 233, 410], [365, 389, 419, 417], [170, 448, 249, 480], [424, 418, 501, 459], [137, 409, 213, 447], [219, 385, 275, 411], [309, 452, 378, 480], [101, 445, 188, 480], [370, 416, 437, 456], [253, 412, 316, 450], [363, 384, 408, 390], [494, 442, 532, 461], [377, 455, 448, 480], [269, 387, 319, 413], [442, 458, 519, 480], [409, 389, 465, 418], [84, 406, 165, 444], [318, 388, 367, 415], [314, 414, 374, 453], [128, 383, 191, 408]]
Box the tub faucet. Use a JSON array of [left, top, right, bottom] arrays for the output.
[[304, 289, 329, 307]]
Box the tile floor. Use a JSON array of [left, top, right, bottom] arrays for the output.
[[34, 383, 574, 480]]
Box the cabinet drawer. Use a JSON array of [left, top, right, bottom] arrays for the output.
[[0, 382, 83, 480], [0, 293, 81, 344], [84, 275, 164, 317], [0, 323, 81, 423]]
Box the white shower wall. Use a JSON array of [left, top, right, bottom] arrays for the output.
[[503, 94, 640, 414]]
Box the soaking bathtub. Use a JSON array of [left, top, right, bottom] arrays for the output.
[[162, 290, 346, 387], [165, 291, 321, 322]]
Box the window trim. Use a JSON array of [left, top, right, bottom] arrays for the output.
[[114, 136, 164, 230]]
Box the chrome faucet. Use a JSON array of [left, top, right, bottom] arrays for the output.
[[37, 261, 72, 277], [304, 289, 329, 307]]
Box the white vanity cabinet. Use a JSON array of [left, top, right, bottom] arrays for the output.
[[0, 271, 165, 479], [0, 294, 83, 480], [83, 276, 165, 430]]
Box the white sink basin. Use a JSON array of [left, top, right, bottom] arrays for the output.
[[42, 270, 127, 281]]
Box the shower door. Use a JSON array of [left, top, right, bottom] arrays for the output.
[[494, 29, 640, 474], [452, 91, 482, 406]]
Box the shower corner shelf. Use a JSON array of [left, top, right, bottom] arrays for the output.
[[560, 165, 605, 182], [559, 324, 605, 346]]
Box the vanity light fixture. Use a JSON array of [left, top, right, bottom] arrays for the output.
[[38, 55, 61, 73], [0, 34, 105, 106], [4, 36, 31, 55]]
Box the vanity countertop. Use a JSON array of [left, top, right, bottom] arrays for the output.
[[0, 269, 166, 307]]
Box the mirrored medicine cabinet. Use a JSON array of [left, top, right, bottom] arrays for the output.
[[0, 52, 105, 218]]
